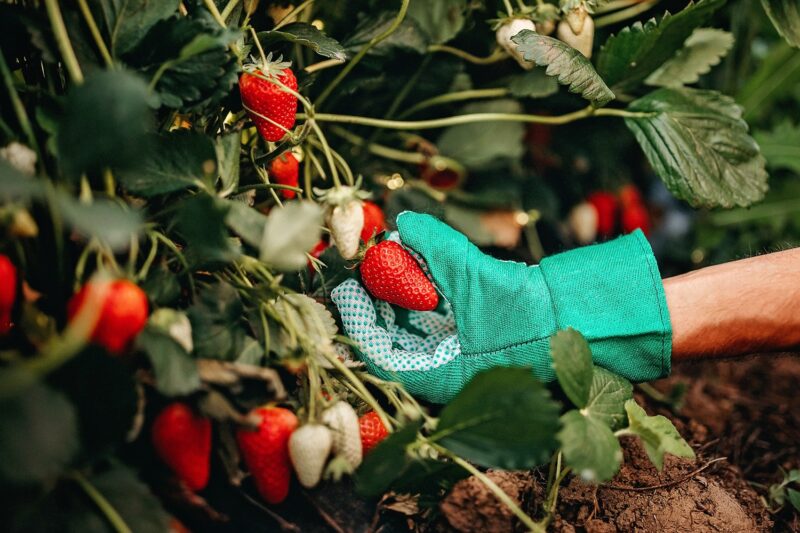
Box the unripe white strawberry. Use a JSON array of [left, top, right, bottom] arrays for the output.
[[557, 7, 594, 58], [568, 202, 599, 245], [496, 18, 537, 70], [288, 424, 332, 488], [327, 200, 364, 260], [0, 142, 37, 176], [321, 401, 362, 471]]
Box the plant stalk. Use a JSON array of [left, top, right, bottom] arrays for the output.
[[44, 0, 85, 84], [70, 471, 133, 533]]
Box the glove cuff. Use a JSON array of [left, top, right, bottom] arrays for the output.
[[539, 230, 672, 381]]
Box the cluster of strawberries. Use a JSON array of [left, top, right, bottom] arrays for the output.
[[569, 185, 652, 244]]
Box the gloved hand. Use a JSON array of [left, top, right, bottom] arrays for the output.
[[331, 212, 672, 404]]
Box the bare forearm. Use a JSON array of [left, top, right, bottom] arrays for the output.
[[664, 248, 800, 361]]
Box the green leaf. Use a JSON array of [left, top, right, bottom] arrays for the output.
[[344, 12, 429, 56], [117, 131, 216, 196], [237, 336, 265, 365], [57, 69, 152, 178], [91, 0, 180, 57], [175, 194, 240, 268], [355, 419, 423, 497], [259, 201, 324, 271], [787, 488, 800, 512], [737, 43, 800, 122], [260, 23, 347, 61], [511, 31, 615, 107], [406, 0, 467, 44], [225, 199, 268, 248], [754, 122, 800, 173], [558, 410, 622, 483], [216, 133, 241, 197], [187, 282, 247, 361], [645, 28, 734, 88], [0, 382, 79, 484], [624, 399, 695, 470], [390, 459, 469, 506], [760, 0, 800, 48], [128, 16, 239, 111], [584, 367, 633, 429], [136, 325, 200, 397], [508, 68, 560, 98], [437, 99, 526, 170], [625, 87, 768, 208], [550, 328, 593, 409], [54, 193, 142, 251], [435, 368, 560, 469], [596, 0, 725, 91]]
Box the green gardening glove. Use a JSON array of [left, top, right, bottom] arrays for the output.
[[331, 212, 672, 404]]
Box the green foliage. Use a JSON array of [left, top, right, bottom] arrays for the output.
[[550, 328, 593, 408], [558, 410, 622, 483], [597, 0, 725, 91], [90, 0, 180, 57], [187, 282, 247, 360], [355, 419, 423, 497], [584, 368, 633, 429], [175, 194, 240, 267], [260, 23, 348, 61], [645, 28, 734, 88], [624, 400, 695, 469], [434, 368, 561, 469], [760, 0, 800, 48], [755, 122, 800, 172], [507, 68, 560, 98], [406, 0, 467, 45], [512, 31, 615, 106], [625, 88, 768, 208], [136, 324, 201, 397], [737, 43, 800, 122], [259, 201, 324, 271]]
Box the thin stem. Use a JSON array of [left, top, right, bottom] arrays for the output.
[[70, 471, 133, 533], [428, 45, 508, 65], [203, 0, 228, 28], [77, 0, 113, 66], [136, 234, 159, 281], [595, 0, 643, 14], [273, 0, 315, 30], [399, 88, 510, 118], [44, 0, 85, 83], [0, 52, 40, 155], [235, 182, 303, 194], [594, 0, 660, 28], [220, 0, 241, 21], [432, 444, 545, 533], [306, 137, 354, 185], [316, 0, 410, 106], [304, 58, 345, 74], [503, 0, 515, 16], [308, 120, 341, 188]]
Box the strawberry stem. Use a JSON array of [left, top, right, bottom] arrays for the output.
[[44, 0, 84, 83], [76, 0, 113, 67], [398, 88, 510, 118], [595, 0, 660, 28], [272, 0, 316, 31], [69, 471, 133, 533], [427, 45, 509, 65], [202, 0, 227, 28]]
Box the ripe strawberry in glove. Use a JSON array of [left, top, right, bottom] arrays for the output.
[[67, 279, 148, 354], [269, 152, 299, 199], [360, 201, 386, 242], [239, 57, 297, 142], [360, 240, 438, 311], [359, 411, 389, 455], [0, 255, 16, 335], [587, 191, 618, 238], [237, 407, 298, 504], [288, 424, 332, 488], [152, 403, 212, 491]]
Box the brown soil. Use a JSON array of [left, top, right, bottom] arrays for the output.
[[432, 355, 800, 533]]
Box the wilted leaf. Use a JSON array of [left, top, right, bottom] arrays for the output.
[[260, 201, 323, 271], [597, 0, 725, 91], [512, 31, 614, 106], [437, 99, 526, 170], [754, 121, 800, 173], [407, 0, 467, 44], [508, 68, 559, 98], [646, 28, 734, 87], [760, 0, 800, 48], [355, 419, 423, 497], [558, 410, 622, 483], [261, 23, 347, 61], [550, 328, 593, 409], [624, 399, 695, 469], [435, 368, 560, 469], [0, 381, 78, 484], [117, 130, 217, 197], [584, 367, 633, 429], [137, 325, 201, 397], [625, 87, 768, 208], [57, 70, 152, 177]]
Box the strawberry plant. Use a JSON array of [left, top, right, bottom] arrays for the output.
[[0, 0, 797, 530]]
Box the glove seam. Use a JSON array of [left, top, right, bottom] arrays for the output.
[[460, 333, 551, 357], [630, 230, 670, 377]]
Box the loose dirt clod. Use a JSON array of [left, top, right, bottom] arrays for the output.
[[440, 470, 533, 533]]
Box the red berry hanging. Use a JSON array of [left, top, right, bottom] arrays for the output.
[[268, 151, 299, 199], [152, 403, 212, 491], [360, 201, 386, 242], [0, 255, 17, 335], [239, 57, 298, 142]]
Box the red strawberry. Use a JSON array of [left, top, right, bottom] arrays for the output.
[[152, 403, 212, 491], [587, 191, 618, 238], [618, 184, 643, 208], [621, 202, 651, 236], [360, 201, 386, 242], [359, 411, 389, 455], [236, 407, 298, 504], [67, 279, 149, 355], [360, 240, 438, 311], [269, 152, 299, 199], [239, 60, 297, 142], [0, 255, 16, 335]]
